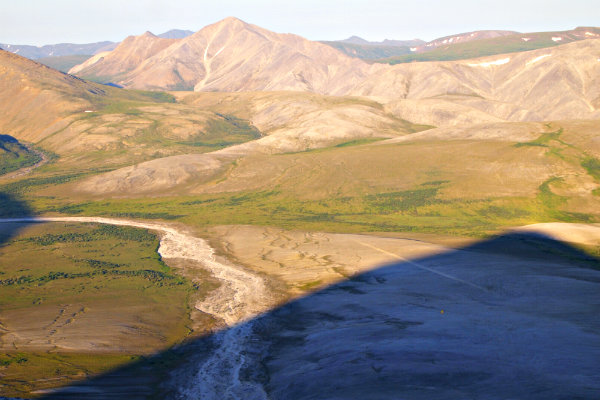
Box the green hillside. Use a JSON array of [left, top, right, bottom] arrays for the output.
[[378, 29, 600, 64], [320, 41, 411, 59], [0, 135, 42, 175]]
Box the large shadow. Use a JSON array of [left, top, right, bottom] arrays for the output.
[[22, 231, 600, 399], [0, 192, 34, 246]]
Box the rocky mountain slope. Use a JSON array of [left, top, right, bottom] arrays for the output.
[[354, 39, 600, 122], [70, 32, 180, 80], [0, 49, 115, 142], [70, 17, 371, 92], [69, 18, 600, 123]]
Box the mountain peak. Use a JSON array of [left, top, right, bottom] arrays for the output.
[[215, 16, 248, 27], [158, 29, 195, 39], [341, 36, 370, 45]]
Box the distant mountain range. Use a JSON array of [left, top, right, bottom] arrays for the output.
[[60, 17, 600, 125], [337, 36, 425, 47], [157, 29, 195, 39], [320, 31, 517, 59], [0, 41, 117, 59], [0, 29, 194, 59], [322, 28, 600, 61], [380, 26, 600, 63]]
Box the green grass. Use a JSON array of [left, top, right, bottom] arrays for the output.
[[581, 156, 600, 182], [0, 351, 135, 397], [377, 31, 576, 64], [178, 113, 262, 148], [0, 135, 42, 176], [0, 222, 196, 396], [23, 176, 596, 238], [335, 138, 387, 148], [320, 41, 412, 60], [513, 128, 563, 148], [132, 90, 177, 104], [0, 172, 93, 197]]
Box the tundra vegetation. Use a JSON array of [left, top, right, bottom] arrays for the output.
[[0, 222, 200, 397]]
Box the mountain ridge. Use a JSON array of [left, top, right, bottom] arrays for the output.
[[73, 17, 371, 93], [67, 18, 600, 123]]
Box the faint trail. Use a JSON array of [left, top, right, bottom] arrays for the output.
[[354, 239, 487, 291], [0, 217, 270, 400]]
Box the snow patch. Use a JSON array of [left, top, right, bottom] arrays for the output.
[[468, 57, 511, 67], [585, 32, 597, 36], [84, 110, 96, 113], [526, 54, 550, 66], [521, 37, 531, 42], [410, 47, 417, 52], [552, 37, 562, 42], [442, 39, 448, 44]]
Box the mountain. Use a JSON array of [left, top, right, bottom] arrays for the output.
[[70, 31, 180, 80], [322, 36, 424, 59], [0, 48, 180, 146], [380, 26, 600, 63], [36, 54, 93, 72], [70, 17, 370, 92], [158, 29, 195, 39], [322, 31, 515, 59], [416, 30, 519, 52], [319, 41, 413, 59], [0, 48, 115, 142], [353, 39, 600, 122], [337, 36, 424, 47], [338, 35, 371, 45], [0, 29, 193, 61], [0, 41, 116, 59], [67, 18, 600, 123]]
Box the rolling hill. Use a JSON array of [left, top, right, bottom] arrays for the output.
[[321, 31, 516, 60], [378, 26, 600, 63], [0, 135, 42, 175], [353, 39, 600, 122], [321, 36, 424, 59], [0, 48, 119, 142]]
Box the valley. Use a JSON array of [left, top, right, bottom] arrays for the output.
[[0, 13, 599, 400]]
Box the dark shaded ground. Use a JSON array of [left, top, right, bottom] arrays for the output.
[[0, 193, 33, 246], [4, 229, 599, 399]]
